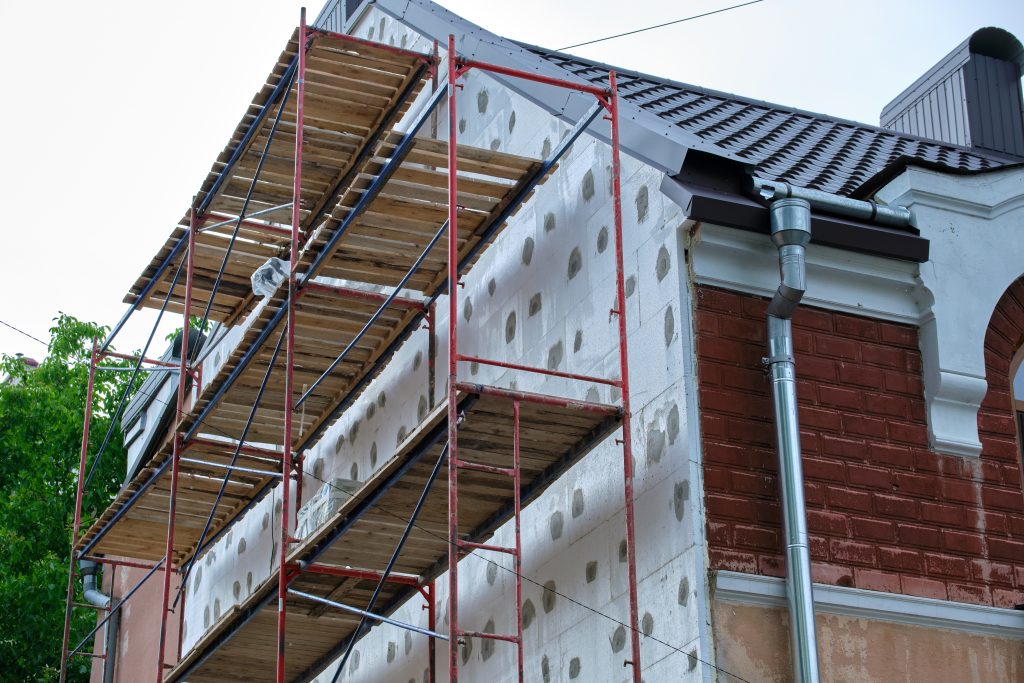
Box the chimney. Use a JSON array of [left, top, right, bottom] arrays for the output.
[[881, 27, 1024, 158]]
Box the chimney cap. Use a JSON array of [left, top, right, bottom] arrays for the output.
[[969, 27, 1024, 69]]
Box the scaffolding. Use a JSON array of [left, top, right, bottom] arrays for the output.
[[59, 9, 642, 683]]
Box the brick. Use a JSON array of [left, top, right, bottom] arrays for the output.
[[843, 414, 888, 439], [703, 441, 749, 467], [834, 315, 878, 341], [867, 444, 915, 469], [733, 524, 780, 552], [940, 478, 980, 504], [900, 575, 947, 600], [969, 559, 1015, 587], [830, 539, 876, 566], [817, 385, 863, 410], [758, 554, 786, 578], [752, 499, 782, 526], [800, 356, 837, 382], [896, 523, 941, 549], [1002, 464, 1022, 487], [799, 406, 843, 431], [720, 365, 766, 393], [809, 536, 830, 561], [804, 481, 826, 506], [851, 517, 895, 542], [887, 421, 928, 446], [947, 583, 991, 605], [822, 435, 867, 458], [807, 510, 849, 535], [883, 370, 923, 397], [878, 322, 917, 348], [992, 588, 1024, 609], [941, 530, 985, 555], [854, 568, 901, 593], [847, 464, 891, 489], [965, 509, 1008, 534], [811, 562, 854, 586], [696, 287, 745, 314], [695, 310, 720, 334], [919, 501, 964, 526], [701, 414, 728, 439], [708, 549, 758, 573], [707, 521, 731, 545], [731, 471, 776, 497], [859, 344, 903, 368], [874, 494, 918, 520], [815, 334, 860, 360], [727, 417, 773, 446], [706, 494, 756, 522], [803, 457, 845, 482], [719, 316, 763, 342], [828, 487, 872, 512], [700, 387, 747, 415], [987, 537, 1024, 562], [981, 486, 1024, 512], [879, 547, 924, 573], [978, 411, 1017, 436], [982, 437, 1021, 461], [703, 466, 731, 492], [892, 472, 935, 497], [862, 393, 911, 420], [793, 307, 833, 332], [838, 363, 884, 389], [925, 553, 971, 579]]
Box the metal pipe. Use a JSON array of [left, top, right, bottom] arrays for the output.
[[608, 70, 643, 683], [287, 590, 449, 641], [59, 341, 97, 683], [764, 197, 821, 683], [79, 560, 118, 683], [179, 457, 283, 478], [751, 177, 912, 228], [197, 202, 294, 234]]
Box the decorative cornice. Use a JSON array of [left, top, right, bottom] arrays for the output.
[[714, 571, 1024, 640]]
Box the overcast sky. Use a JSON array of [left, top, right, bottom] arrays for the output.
[[1, 0, 1022, 360]]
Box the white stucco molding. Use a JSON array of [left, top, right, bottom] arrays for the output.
[[714, 571, 1024, 640], [876, 165, 1024, 457], [684, 221, 927, 325]]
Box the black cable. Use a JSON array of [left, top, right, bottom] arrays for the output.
[[558, 0, 766, 50], [0, 318, 49, 348]]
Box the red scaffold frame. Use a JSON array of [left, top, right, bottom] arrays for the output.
[[58, 11, 642, 683]]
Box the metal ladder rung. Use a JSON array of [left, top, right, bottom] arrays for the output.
[[452, 458, 515, 477], [457, 630, 520, 644], [456, 539, 517, 556]]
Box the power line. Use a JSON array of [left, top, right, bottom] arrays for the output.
[[0, 318, 49, 348], [558, 0, 766, 51]]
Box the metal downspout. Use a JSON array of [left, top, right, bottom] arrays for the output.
[[79, 560, 118, 683], [764, 198, 820, 683]]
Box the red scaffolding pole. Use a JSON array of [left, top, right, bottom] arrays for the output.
[[277, 7, 307, 683], [155, 205, 197, 683], [58, 340, 98, 683]]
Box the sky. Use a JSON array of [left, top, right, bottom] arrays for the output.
[[1, 0, 1022, 360]]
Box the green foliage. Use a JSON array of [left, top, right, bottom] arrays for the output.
[[0, 314, 136, 681], [164, 316, 209, 343]]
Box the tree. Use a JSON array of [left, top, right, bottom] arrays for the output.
[[0, 315, 135, 682]]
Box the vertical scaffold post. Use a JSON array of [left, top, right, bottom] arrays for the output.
[[445, 32, 461, 683], [278, 7, 307, 683], [426, 582, 436, 683], [512, 400, 524, 682], [58, 340, 98, 683], [608, 71, 643, 682], [156, 205, 197, 683]]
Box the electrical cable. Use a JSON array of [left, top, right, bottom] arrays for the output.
[[558, 0, 766, 51], [0, 318, 49, 348]]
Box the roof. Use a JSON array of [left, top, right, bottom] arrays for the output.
[[520, 43, 1014, 196]]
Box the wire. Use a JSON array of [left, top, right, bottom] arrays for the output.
[[0, 318, 49, 348], [557, 0, 766, 51]]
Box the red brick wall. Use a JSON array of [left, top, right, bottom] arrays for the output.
[[697, 280, 1024, 608]]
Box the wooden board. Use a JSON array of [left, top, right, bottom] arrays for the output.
[[125, 29, 431, 325], [164, 385, 622, 683]]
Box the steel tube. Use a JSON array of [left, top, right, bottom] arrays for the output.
[[180, 457, 282, 478], [308, 26, 437, 64], [512, 399, 525, 681], [58, 341, 98, 683], [300, 564, 420, 586], [453, 381, 622, 416], [764, 198, 821, 683], [456, 353, 621, 386], [198, 203, 294, 234], [457, 57, 609, 98], [446, 33, 462, 683], [278, 10, 307, 683], [608, 71, 643, 683], [299, 281, 425, 310], [751, 177, 912, 228], [155, 205, 197, 682], [288, 590, 449, 641]]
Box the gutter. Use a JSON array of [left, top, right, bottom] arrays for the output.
[[752, 176, 913, 683], [79, 560, 118, 683]]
